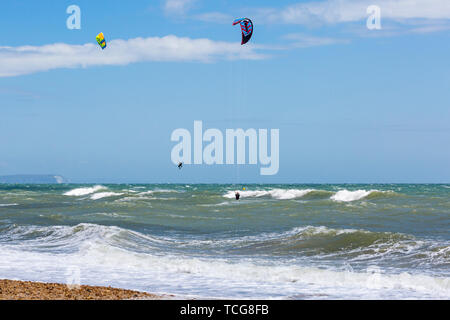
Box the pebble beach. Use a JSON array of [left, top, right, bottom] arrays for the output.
[[0, 279, 163, 300]]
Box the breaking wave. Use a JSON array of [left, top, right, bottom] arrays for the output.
[[224, 189, 315, 200], [223, 188, 395, 202], [0, 223, 448, 299], [2, 223, 447, 265], [64, 185, 106, 196], [331, 189, 376, 202], [90, 192, 124, 200]]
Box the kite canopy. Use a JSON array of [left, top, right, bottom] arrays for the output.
[[233, 18, 253, 45], [96, 32, 107, 50]]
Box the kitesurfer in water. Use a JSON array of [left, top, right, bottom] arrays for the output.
[[235, 191, 240, 200]]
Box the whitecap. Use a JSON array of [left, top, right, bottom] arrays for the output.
[[0, 203, 18, 207], [330, 190, 375, 202], [64, 185, 106, 196], [90, 192, 123, 200], [223, 188, 314, 200]]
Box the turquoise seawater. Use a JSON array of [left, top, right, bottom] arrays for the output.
[[0, 184, 449, 299]]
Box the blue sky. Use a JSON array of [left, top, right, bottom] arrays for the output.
[[1, 0, 450, 183]]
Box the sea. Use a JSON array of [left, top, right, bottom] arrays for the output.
[[0, 184, 449, 299]]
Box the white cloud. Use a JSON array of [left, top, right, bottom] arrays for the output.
[[283, 33, 350, 48], [410, 24, 450, 34], [256, 0, 450, 25], [0, 35, 268, 77], [163, 0, 196, 15], [194, 12, 233, 24]]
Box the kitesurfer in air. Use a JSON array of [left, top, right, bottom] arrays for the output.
[[178, 162, 183, 170]]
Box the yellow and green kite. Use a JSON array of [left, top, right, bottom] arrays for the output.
[[96, 32, 107, 50]]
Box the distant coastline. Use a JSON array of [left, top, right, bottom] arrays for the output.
[[0, 175, 68, 184]]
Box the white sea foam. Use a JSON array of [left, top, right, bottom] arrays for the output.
[[136, 191, 154, 196], [0, 224, 448, 299], [115, 196, 153, 203], [156, 189, 181, 193], [90, 192, 124, 200], [223, 189, 314, 200], [135, 189, 180, 196], [330, 189, 376, 202], [64, 185, 106, 196], [0, 203, 18, 207]]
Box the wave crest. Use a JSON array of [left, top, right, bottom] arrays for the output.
[[223, 188, 396, 202], [90, 192, 124, 200], [331, 189, 377, 202], [64, 185, 106, 196], [224, 188, 315, 200]]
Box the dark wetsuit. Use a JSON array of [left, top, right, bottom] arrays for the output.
[[235, 192, 240, 200]]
